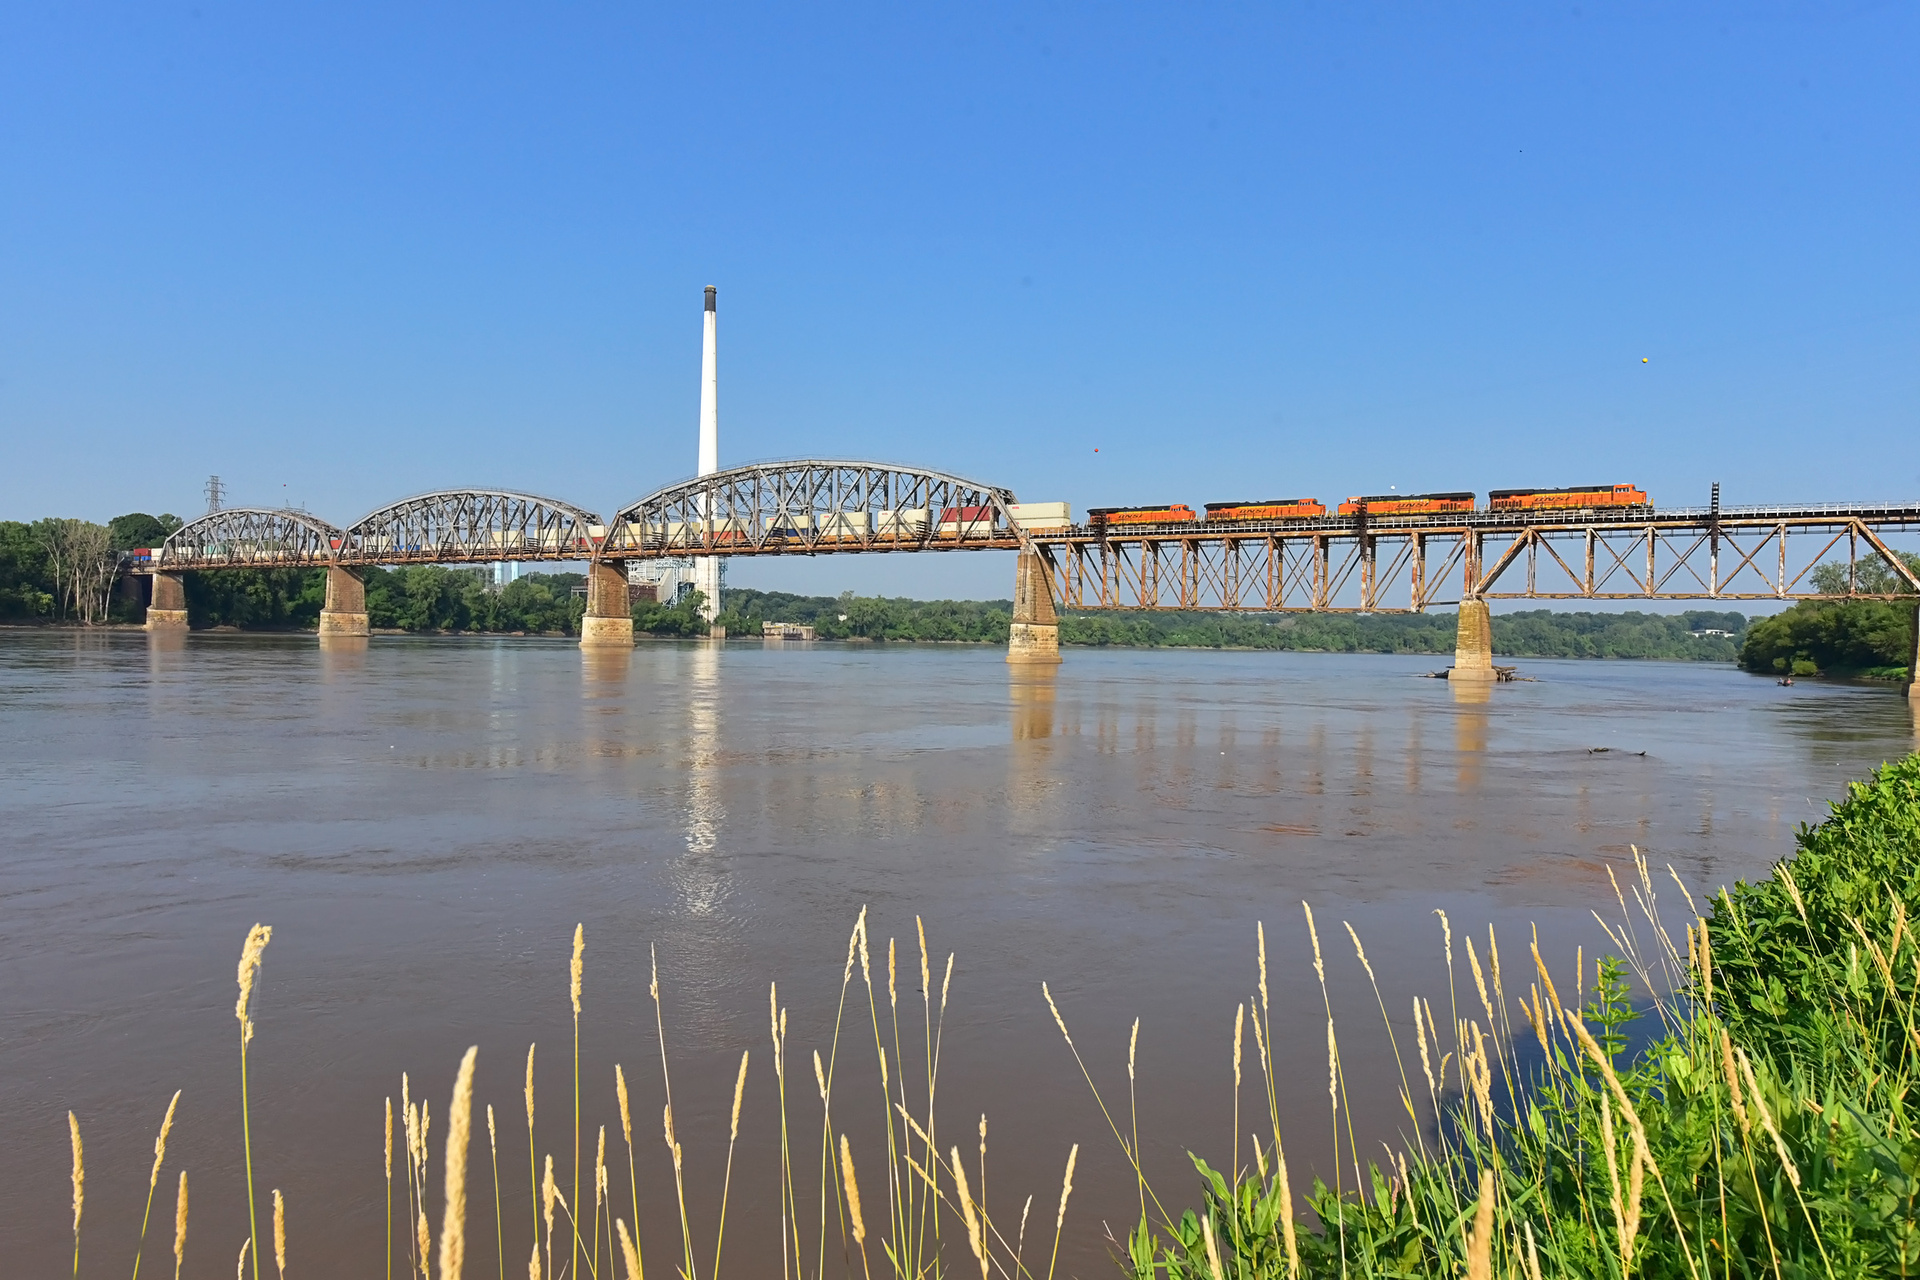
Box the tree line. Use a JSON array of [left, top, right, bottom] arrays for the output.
[[179, 565, 591, 633], [1737, 553, 1920, 677], [0, 512, 182, 623]]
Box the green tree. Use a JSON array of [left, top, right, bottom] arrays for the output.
[[106, 512, 182, 550], [0, 520, 54, 618], [1739, 599, 1912, 675], [634, 589, 708, 636]]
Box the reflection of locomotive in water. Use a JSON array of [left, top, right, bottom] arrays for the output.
[[1086, 484, 1649, 530]]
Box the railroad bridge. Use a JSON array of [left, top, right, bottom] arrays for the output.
[[140, 461, 1065, 660], [137, 461, 1920, 686]]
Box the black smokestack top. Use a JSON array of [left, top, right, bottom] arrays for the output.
[[704, 285, 717, 312]]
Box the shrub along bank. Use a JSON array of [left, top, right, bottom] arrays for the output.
[[1125, 756, 1920, 1277]]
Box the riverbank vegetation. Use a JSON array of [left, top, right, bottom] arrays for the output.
[[1739, 553, 1920, 678], [720, 589, 1750, 658], [1123, 753, 1920, 1277], [55, 754, 1920, 1277], [0, 512, 180, 622]]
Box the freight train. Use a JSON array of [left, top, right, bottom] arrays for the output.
[[1084, 484, 1650, 530]]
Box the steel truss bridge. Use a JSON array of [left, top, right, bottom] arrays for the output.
[[1031, 503, 1920, 611], [139, 463, 1920, 610], [143, 461, 1025, 571]]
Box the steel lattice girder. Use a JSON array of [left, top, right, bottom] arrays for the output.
[[1034, 515, 1920, 611], [156, 508, 346, 568], [608, 459, 1025, 556], [338, 490, 607, 564]]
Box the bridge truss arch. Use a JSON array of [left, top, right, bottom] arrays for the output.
[[608, 459, 1025, 556], [157, 507, 346, 568], [340, 490, 607, 565]]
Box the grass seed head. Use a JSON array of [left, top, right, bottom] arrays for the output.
[[1200, 1214, 1225, 1280], [569, 925, 584, 1016], [1056, 1142, 1078, 1231], [173, 1171, 188, 1279], [1304, 901, 1325, 984], [235, 924, 272, 1028], [1465, 1167, 1496, 1280], [437, 1046, 478, 1280], [1325, 1019, 1339, 1104], [839, 1135, 866, 1244], [615, 1064, 633, 1146], [524, 1044, 536, 1130], [1344, 921, 1377, 984], [150, 1090, 181, 1190], [1257, 921, 1269, 1016], [68, 1110, 83, 1238], [272, 1189, 287, 1278], [615, 1220, 641, 1280], [1232, 1004, 1244, 1089], [1043, 982, 1073, 1047], [1718, 1028, 1750, 1133], [542, 1155, 558, 1241], [730, 1051, 749, 1141], [952, 1146, 985, 1268], [856, 906, 871, 987]]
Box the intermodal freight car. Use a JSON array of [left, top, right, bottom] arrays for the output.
[[1486, 483, 1649, 512], [1203, 499, 1328, 521], [1087, 504, 1198, 528], [1336, 493, 1477, 517]]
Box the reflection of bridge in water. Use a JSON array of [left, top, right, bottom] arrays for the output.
[[135, 460, 1920, 685]]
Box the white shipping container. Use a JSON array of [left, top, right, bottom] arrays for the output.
[[1008, 501, 1072, 530], [877, 509, 930, 536], [817, 512, 871, 536]]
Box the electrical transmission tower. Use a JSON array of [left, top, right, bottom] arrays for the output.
[[205, 475, 225, 513]]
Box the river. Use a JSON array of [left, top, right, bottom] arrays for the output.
[[1, 632, 1912, 1277]]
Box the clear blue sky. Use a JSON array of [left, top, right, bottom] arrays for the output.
[[2, 2, 1913, 598]]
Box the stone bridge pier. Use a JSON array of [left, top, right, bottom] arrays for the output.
[[318, 567, 370, 636], [1907, 602, 1920, 702], [146, 572, 189, 631], [1007, 547, 1062, 664], [581, 559, 635, 648], [1450, 597, 1495, 681]]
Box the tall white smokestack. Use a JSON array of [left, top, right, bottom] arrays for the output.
[[694, 285, 721, 621]]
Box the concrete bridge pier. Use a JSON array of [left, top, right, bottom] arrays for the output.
[[146, 572, 189, 631], [1449, 597, 1496, 681], [1907, 603, 1920, 703], [1007, 547, 1062, 665], [580, 559, 635, 648], [318, 566, 371, 637]]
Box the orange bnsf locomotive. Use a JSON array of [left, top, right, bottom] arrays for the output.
[[1486, 483, 1649, 512], [1204, 498, 1328, 521], [1336, 492, 1476, 517], [1086, 504, 1199, 528]]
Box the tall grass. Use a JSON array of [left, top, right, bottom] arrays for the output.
[[1110, 761, 1920, 1277], [53, 755, 1920, 1278]]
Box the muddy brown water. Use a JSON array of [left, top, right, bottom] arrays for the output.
[[2, 632, 1913, 1277]]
